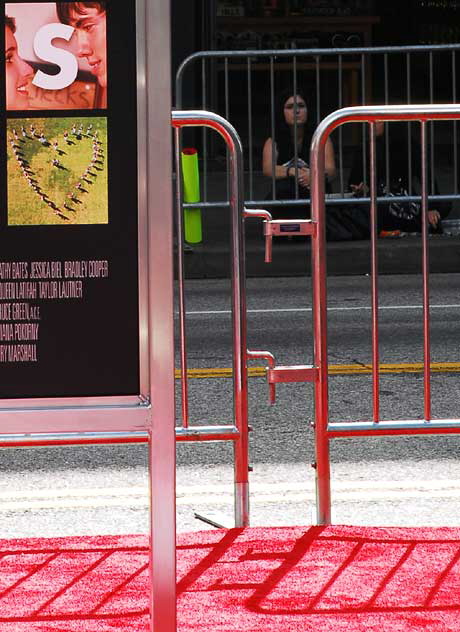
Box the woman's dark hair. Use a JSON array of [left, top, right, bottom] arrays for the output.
[[56, 2, 106, 25], [5, 15, 16, 33]]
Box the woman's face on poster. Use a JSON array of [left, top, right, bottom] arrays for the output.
[[71, 8, 107, 88], [5, 25, 33, 110]]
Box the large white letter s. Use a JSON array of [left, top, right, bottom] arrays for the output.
[[32, 24, 78, 90]]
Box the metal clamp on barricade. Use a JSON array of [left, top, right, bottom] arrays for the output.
[[244, 209, 316, 263], [247, 350, 318, 405]]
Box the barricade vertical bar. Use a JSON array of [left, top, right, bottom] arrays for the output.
[[224, 58, 229, 119], [361, 53, 367, 191], [361, 53, 366, 104], [453, 51, 458, 193], [384, 54, 390, 194], [338, 54, 344, 195], [421, 120, 432, 421], [225, 57, 230, 200], [202, 58, 208, 202], [311, 123, 331, 526], [315, 56, 321, 126], [407, 53, 413, 194], [226, 122, 250, 527], [174, 127, 189, 428], [429, 52, 435, 195], [247, 58, 254, 200], [293, 56, 299, 198], [369, 122, 380, 422], [270, 56, 276, 201]]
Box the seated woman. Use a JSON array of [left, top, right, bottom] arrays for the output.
[[348, 121, 451, 235], [262, 90, 336, 219]]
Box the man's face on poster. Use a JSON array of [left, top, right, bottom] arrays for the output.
[[67, 7, 107, 88]]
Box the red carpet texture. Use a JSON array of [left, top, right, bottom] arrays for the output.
[[1, 525, 460, 631]]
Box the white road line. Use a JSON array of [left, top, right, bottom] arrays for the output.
[[183, 304, 460, 316], [2, 480, 460, 511]]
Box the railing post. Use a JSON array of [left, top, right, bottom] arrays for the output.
[[310, 113, 331, 526]]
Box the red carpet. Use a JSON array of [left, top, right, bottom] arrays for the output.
[[1, 525, 460, 631]]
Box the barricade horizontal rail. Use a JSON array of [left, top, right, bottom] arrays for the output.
[[0, 426, 241, 448], [175, 44, 460, 216], [310, 104, 460, 526]]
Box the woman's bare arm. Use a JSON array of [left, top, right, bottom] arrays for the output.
[[324, 137, 336, 181], [262, 137, 291, 179]]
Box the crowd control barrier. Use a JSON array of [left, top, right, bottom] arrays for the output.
[[175, 44, 460, 213], [310, 104, 460, 525]]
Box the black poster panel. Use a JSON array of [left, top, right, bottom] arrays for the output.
[[0, 1, 139, 398]]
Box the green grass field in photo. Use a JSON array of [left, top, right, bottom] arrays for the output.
[[7, 117, 108, 226]]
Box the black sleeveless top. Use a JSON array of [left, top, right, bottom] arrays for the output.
[[275, 126, 312, 168], [274, 125, 332, 195]]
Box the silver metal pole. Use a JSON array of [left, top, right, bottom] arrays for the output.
[[369, 122, 380, 423], [310, 114, 331, 526], [247, 58, 254, 200], [202, 58, 208, 203], [315, 55, 321, 126], [421, 121, 432, 421], [429, 52, 435, 196], [293, 56, 299, 199], [270, 56, 276, 201], [453, 51, 458, 193], [338, 54, 344, 196], [406, 53, 413, 194], [384, 54, 390, 194], [147, 0, 176, 630]]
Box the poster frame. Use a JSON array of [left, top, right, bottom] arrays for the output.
[[0, 0, 156, 431]]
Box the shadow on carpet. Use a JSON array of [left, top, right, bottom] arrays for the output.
[[1, 525, 460, 630]]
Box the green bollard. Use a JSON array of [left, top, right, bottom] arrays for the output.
[[181, 148, 202, 243]]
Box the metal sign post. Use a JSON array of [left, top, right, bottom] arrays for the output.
[[146, 1, 176, 631]]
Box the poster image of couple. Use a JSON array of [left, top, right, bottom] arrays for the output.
[[5, 2, 107, 110]]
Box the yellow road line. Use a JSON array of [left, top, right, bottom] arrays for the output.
[[175, 362, 460, 380]]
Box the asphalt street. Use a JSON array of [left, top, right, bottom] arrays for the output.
[[2, 274, 460, 538]]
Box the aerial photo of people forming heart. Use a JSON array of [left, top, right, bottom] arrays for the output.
[[7, 116, 108, 225]]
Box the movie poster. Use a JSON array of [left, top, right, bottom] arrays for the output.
[[0, 1, 140, 398]]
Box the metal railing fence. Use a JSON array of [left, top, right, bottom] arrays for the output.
[[310, 104, 460, 526], [175, 44, 460, 212]]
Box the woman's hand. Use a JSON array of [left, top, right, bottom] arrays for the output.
[[297, 167, 310, 189], [428, 210, 441, 228], [350, 182, 369, 196]]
